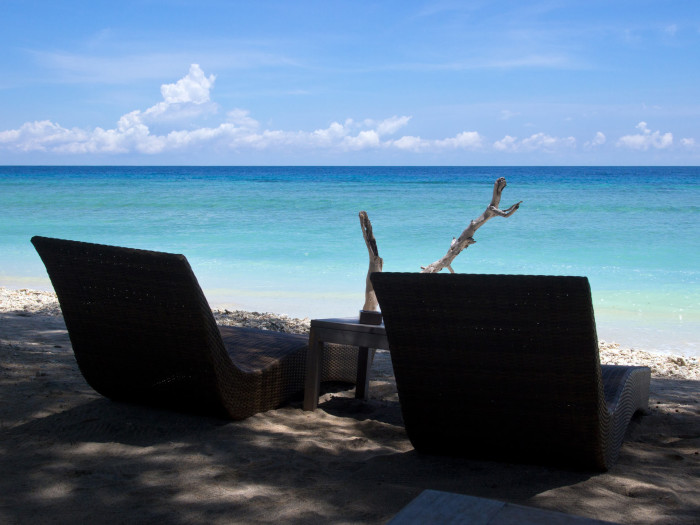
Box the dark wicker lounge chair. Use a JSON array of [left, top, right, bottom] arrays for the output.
[[32, 236, 357, 420], [370, 272, 651, 471]]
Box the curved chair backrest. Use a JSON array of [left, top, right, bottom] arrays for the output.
[[31, 236, 237, 416], [370, 272, 609, 468]]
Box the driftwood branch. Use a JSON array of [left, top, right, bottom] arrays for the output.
[[420, 177, 521, 273], [359, 211, 383, 311], [358, 177, 521, 312]]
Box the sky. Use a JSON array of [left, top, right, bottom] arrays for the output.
[[0, 0, 698, 166]]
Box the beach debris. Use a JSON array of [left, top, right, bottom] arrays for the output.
[[598, 341, 699, 380], [212, 309, 311, 335], [0, 287, 61, 316]]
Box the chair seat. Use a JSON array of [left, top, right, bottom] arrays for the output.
[[220, 326, 308, 373]]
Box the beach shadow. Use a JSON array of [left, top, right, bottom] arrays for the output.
[[3, 313, 698, 524], [3, 397, 228, 445], [314, 394, 404, 427], [2, 380, 697, 524], [0, 388, 601, 525], [0, 395, 396, 523]]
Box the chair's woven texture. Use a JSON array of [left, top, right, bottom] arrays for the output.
[[322, 343, 362, 383], [370, 272, 650, 471], [31, 236, 356, 420]]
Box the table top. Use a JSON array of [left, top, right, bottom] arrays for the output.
[[310, 316, 386, 334]]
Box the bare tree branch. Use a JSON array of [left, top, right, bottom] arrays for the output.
[[358, 178, 521, 313], [359, 211, 383, 311], [420, 177, 522, 273]]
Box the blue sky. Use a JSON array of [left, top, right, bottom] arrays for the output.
[[1, 0, 698, 165]]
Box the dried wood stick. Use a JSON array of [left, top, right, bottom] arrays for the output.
[[359, 211, 383, 311], [420, 177, 522, 273]]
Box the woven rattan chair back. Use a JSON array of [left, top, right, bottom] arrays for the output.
[[370, 272, 650, 470], [32, 236, 282, 419]]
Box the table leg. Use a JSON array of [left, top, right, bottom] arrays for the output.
[[303, 328, 323, 411], [355, 346, 375, 400]]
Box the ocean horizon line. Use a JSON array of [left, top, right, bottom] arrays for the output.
[[2, 163, 699, 168]]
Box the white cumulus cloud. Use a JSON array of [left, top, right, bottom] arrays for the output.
[[391, 135, 425, 151], [161, 64, 215, 104], [1, 65, 473, 157], [617, 122, 673, 150], [435, 131, 483, 149], [388, 131, 483, 152], [584, 131, 606, 148], [1, 64, 686, 161], [493, 133, 575, 152], [493, 135, 518, 151], [0, 120, 89, 152], [526, 133, 575, 150], [226, 109, 259, 129], [342, 130, 381, 150]]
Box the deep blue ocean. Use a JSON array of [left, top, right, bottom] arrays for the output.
[[1, 166, 698, 356]]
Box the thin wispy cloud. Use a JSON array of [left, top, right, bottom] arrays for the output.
[[500, 110, 520, 121], [27, 47, 300, 84], [28, 51, 199, 84], [664, 24, 678, 37]]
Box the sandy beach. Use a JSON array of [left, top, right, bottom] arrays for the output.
[[1, 287, 698, 524]]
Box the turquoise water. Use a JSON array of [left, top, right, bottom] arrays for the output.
[[1, 166, 698, 356]]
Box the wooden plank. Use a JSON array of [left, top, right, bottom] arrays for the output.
[[388, 490, 620, 525], [388, 490, 502, 524]]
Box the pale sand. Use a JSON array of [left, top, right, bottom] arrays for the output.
[[1, 288, 698, 524]]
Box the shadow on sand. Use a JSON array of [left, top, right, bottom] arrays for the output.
[[1, 312, 698, 524]]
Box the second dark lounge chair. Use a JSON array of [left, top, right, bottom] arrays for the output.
[[370, 272, 651, 470]]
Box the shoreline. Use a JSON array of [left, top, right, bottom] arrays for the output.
[[4, 274, 697, 357], [1, 286, 697, 380]]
